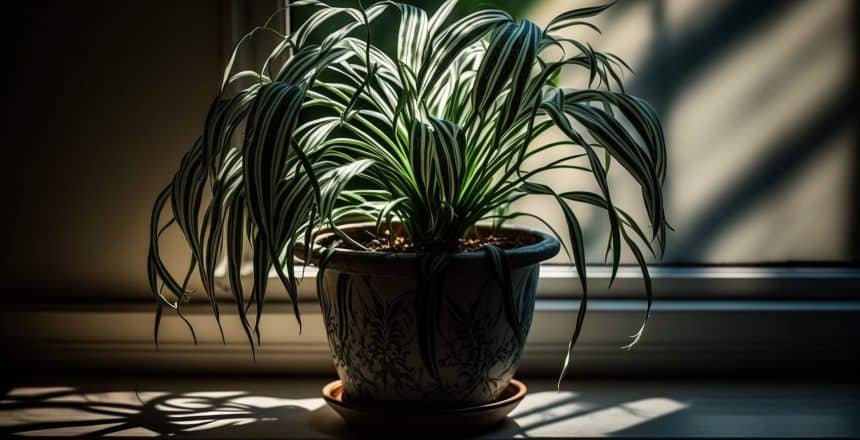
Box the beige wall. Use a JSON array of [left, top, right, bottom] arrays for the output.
[[516, 0, 858, 264], [1, 1, 225, 301]]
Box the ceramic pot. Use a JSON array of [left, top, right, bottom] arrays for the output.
[[306, 224, 559, 408]]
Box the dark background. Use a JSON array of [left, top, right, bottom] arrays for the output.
[[1, 1, 226, 302]]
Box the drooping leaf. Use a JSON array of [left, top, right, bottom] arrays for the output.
[[483, 244, 523, 345]]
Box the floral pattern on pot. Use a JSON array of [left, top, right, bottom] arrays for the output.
[[317, 263, 540, 408]]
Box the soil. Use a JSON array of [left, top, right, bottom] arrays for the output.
[[318, 229, 540, 253]]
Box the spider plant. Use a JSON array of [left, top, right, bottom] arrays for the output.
[[147, 0, 667, 385]]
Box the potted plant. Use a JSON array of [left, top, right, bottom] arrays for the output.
[[148, 0, 667, 411]]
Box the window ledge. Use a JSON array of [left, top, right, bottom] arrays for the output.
[[4, 298, 859, 376], [1, 376, 857, 438], [215, 264, 860, 300]]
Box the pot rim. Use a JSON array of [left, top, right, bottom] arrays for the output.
[[301, 222, 561, 270]]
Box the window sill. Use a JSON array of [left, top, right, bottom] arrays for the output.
[[4, 297, 859, 376], [215, 264, 860, 300], [1, 375, 857, 438]]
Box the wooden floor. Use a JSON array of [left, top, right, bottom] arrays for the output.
[[1, 376, 857, 438]]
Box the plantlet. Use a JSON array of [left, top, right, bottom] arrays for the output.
[[148, 0, 668, 385]]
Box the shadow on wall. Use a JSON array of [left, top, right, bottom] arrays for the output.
[[515, 0, 859, 264], [0, 382, 687, 438], [628, 0, 858, 262]]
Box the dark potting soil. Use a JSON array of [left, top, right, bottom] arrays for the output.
[[318, 229, 540, 253]]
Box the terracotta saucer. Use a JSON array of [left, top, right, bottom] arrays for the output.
[[322, 379, 527, 435]]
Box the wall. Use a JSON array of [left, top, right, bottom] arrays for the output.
[[1, 1, 225, 302]]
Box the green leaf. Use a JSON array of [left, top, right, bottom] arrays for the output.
[[546, 2, 614, 34], [520, 181, 589, 387], [483, 245, 523, 345], [226, 193, 256, 355], [416, 253, 450, 383], [540, 88, 622, 285], [472, 20, 540, 129], [620, 227, 653, 350], [420, 9, 513, 93]]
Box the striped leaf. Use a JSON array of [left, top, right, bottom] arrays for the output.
[[472, 20, 540, 137], [546, 2, 614, 34]]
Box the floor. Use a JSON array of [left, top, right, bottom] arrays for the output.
[[1, 376, 857, 438]]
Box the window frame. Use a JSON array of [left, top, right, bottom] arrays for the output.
[[213, 262, 860, 301]]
